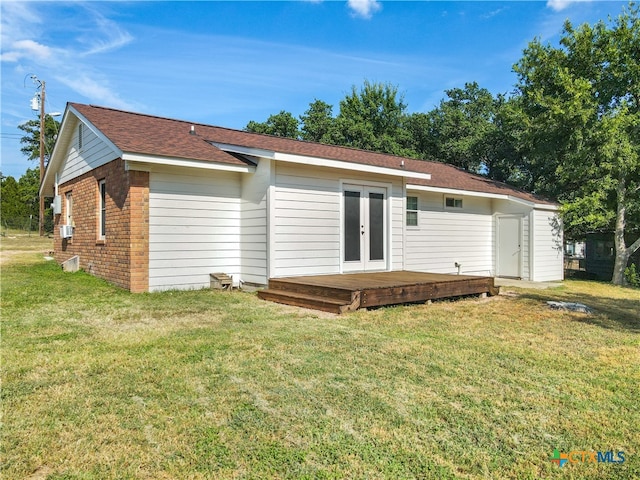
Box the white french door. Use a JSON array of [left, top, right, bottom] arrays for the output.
[[342, 184, 387, 272]]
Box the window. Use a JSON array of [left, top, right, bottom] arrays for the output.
[[78, 124, 83, 150], [406, 196, 418, 226], [99, 180, 106, 240], [445, 197, 463, 209], [594, 240, 614, 259], [65, 192, 73, 226]]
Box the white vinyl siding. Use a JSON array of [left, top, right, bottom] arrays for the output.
[[390, 184, 404, 270], [405, 192, 494, 276], [240, 158, 270, 285], [531, 209, 564, 281], [148, 169, 242, 291], [272, 165, 341, 277], [58, 119, 119, 185], [271, 163, 402, 277], [521, 215, 530, 280]]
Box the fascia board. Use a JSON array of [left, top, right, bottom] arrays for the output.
[[123, 153, 256, 173], [273, 152, 431, 180], [209, 142, 276, 159], [40, 105, 123, 196]]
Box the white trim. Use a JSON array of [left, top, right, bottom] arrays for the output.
[[267, 161, 277, 280], [495, 214, 524, 278], [41, 105, 123, 196], [70, 106, 123, 158], [407, 183, 558, 210], [212, 143, 432, 181], [406, 194, 419, 227], [529, 210, 535, 281], [123, 154, 255, 173], [210, 142, 276, 159], [339, 179, 393, 273], [277, 152, 431, 181], [402, 182, 407, 270], [98, 179, 106, 241], [444, 195, 463, 209], [65, 191, 73, 226]]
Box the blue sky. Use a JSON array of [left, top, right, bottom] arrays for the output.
[[0, 0, 630, 179]]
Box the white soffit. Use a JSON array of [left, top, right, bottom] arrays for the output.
[[275, 152, 431, 180]]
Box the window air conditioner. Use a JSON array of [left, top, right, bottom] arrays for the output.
[[60, 225, 74, 239]]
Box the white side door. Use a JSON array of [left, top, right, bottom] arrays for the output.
[[497, 215, 522, 278]]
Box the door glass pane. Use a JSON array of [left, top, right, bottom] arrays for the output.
[[344, 191, 361, 262], [369, 192, 384, 261]]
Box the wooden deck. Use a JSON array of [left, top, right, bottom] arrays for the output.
[[258, 271, 499, 314]]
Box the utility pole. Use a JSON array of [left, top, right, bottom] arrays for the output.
[[39, 80, 46, 237], [39, 80, 46, 236]]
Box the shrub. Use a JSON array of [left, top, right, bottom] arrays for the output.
[[624, 263, 640, 288]]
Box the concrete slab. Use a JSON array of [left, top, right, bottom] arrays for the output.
[[494, 278, 563, 290]]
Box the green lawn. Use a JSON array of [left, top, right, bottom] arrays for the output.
[[2, 239, 639, 479]]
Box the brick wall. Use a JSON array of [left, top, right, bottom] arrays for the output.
[[54, 158, 150, 292]]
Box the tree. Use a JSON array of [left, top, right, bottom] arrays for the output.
[[423, 82, 499, 174], [0, 175, 21, 221], [483, 95, 529, 185], [514, 3, 640, 284], [299, 99, 335, 142], [245, 110, 300, 138], [327, 80, 413, 156], [404, 112, 438, 161], [18, 114, 60, 167], [0, 168, 40, 230]]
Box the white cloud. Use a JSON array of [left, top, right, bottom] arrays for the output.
[[0, 1, 135, 108], [347, 0, 381, 19], [482, 7, 507, 20], [546, 0, 592, 12], [78, 5, 134, 56], [1, 39, 54, 62], [55, 73, 136, 111]]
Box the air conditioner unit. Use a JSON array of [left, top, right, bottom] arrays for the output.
[[60, 225, 74, 239]]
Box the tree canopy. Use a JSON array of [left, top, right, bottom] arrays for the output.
[[17, 115, 61, 167], [245, 110, 300, 138], [0, 168, 40, 228], [240, 3, 639, 284], [514, 2, 640, 284]]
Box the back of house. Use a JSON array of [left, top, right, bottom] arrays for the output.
[[41, 103, 564, 292]]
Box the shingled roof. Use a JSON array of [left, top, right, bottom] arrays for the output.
[[69, 103, 555, 206]]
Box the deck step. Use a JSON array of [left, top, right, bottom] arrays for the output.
[[267, 279, 356, 302], [258, 289, 360, 314]]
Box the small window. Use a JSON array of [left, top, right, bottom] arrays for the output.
[[65, 191, 73, 226], [406, 196, 418, 226], [78, 124, 83, 150], [99, 180, 106, 240], [445, 197, 463, 209]]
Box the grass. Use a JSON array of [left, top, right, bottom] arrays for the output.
[[1, 237, 639, 479]]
